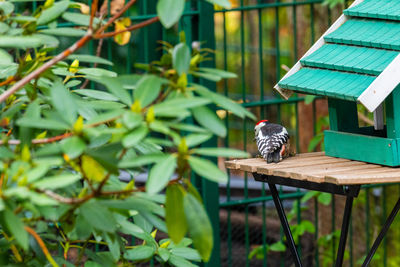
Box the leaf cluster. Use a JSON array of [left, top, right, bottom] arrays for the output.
[[0, 0, 253, 266]]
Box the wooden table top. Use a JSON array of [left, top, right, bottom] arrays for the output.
[[225, 152, 400, 185]]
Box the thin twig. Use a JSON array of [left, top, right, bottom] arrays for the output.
[[0, 132, 73, 145], [25, 226, 59, 267], [38, 187, 142, 205], [0, 0, 156, 105], [2, 231, 22, 262], [0, 76, 17, 87], [89, 0, 99, 31], [80, 38, 104, 89], [95, 0, 137, 35], [95, 148, 127, 194], [0, 33, 92, 103], [94, 16, 159, 39]]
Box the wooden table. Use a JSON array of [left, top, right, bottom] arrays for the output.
[[225, 152, 400, 267]]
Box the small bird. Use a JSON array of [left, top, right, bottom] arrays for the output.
[[254, 120, 290, 163]]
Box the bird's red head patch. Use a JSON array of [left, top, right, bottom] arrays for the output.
[[256, 120, 268, 125]]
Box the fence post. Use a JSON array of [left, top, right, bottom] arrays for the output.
[[196, 2, 221, 266]]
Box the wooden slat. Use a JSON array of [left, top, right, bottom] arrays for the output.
[[225, 158, 261, 170], [303, 163, 381, 182], [225, 152, 325, 171], [225, 153, 400, 185], [327, 170, 400, 184], [257, 157, 349, 176], [270, 159, 353, 181]]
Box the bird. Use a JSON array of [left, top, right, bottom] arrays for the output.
[[254, 120, 290, 163]]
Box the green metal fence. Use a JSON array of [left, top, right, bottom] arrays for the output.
[[213, 1, 400, 267], [25, 0, 400, 266]]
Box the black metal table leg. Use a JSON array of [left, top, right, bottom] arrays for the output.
[[335, 195, 354, 267], [362, 196, 400, 267], [268, 183, 303, 267]]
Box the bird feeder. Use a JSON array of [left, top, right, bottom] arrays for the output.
[[276, 0, 400, 166]]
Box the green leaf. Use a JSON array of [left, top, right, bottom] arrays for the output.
[[269, 241, 286, 252], [122, 112, 143, 129], [166, 184, 187, 243], [206, 0, 231, 8], [67, 54, 113, 66], [153, 97, 210, 115], [192, 106, 226, 137], [0, 2, 14, 15], [158, 247, 170, 262], [0, 49, 12, 63], [51, 81, 77, 124], [122, 125, 149, 148], [167, 122, 208, 133], [193, 147, 249, 158], [304, 95, 317, 105], [300, 191, 319, 203], [168, 254, 198, 267], [171, 247, 201, 261], [60, 136, 86, 159], [0, 36, 43, 49], [81, 201, 117, 232], [0, 147, 14, 160], [26, 165, 50, 183], [16, 117, 70, 130], [3, 208, 28, 250], [33, 173, 81, 189], [0, 22, 9, 34], [85, 109, 124, 125], [198, 67, 237, 79], [318, 192, 332, 205], [134, 75, 166, 107], [191, 71, 221, 82], [76, 213, 92, 240], [101, 197, 165, 217], [39, 27, 86, 37], [118, 153, 166, 168], [124, 246, 155, 261], [188, 156, 227, 183], [183, 194, 213, 262], [146, 155, 177, 194], [36, 33, 60, 47], [37, 1, 70, 25], [79, 68, 117, 78], [85, 262, 102, 267], [90, 76, 132, 105], [185, 133, 213, 147], [173, 43, 191, 75], [156, 0, 185, 28], [104, 233, 120, 261], [62, 12, 101, 27], [194, 84, 255, 120], [308, 132, 323, 152], [73, 89, 119, 101]]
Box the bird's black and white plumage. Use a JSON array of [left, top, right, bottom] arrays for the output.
[[254, 120, 289, 163]]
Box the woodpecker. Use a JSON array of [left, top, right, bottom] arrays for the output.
[[254, 120, 290, 163]]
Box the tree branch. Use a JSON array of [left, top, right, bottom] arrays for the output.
[[0, 33, 92, 103], [25, 226, 59, 267], [0, 132, 73, 145], [39, 187, 142, 205], [95, 0, 137, 35], [94, 16, 159, 39], [89, 0, 99, 31]]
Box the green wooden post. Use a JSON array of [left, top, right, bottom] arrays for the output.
[[328, 98, 359, 132], [195, 2, 221, 266], [386, 85, 400, 139]]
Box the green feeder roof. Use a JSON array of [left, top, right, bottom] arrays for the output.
[[276, 0, 400, 112]]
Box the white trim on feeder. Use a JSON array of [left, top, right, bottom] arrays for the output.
[[358, 54, 400, 113], [274, 0, 366, 100], [373, 103, 384, 131]]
